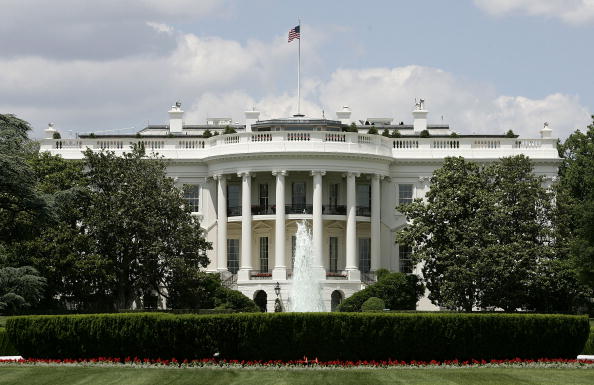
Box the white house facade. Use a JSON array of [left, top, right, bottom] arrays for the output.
[[41, 101, 560, 312]]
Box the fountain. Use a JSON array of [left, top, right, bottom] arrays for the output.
[[289, 220, 324, 312]]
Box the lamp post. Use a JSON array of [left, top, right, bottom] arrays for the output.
[[274, 282, 283, 312]]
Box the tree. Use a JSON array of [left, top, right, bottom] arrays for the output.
[[338, 272, 423, 312], [0, 266, 46, 314], [83, 145, 211, 309], [397, 156, 565, 311], [556, 117, 594, 291], [0, 114, 49, 244], [167, 272, 258, 312]]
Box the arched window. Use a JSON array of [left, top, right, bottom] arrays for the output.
[[254, 290, 268, 312], [331, 290, 343, 312]]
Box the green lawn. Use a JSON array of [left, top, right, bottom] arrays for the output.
[[0, 367, 593, 385]]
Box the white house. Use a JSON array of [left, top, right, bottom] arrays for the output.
[[41, 101, 560, 311]]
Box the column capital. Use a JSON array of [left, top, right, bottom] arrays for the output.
[[237, 171, 251, 178], [342, 172, 360, 178], [310, 170, 326, 176], [272, 170, 288, 177], [212, 173, 227, 181]]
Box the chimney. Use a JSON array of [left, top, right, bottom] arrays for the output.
[[244, 108, 260, 132], [168, 101, 184, 133], [412, 98, 428, 133], [336, 106, 352, 125], [540, 122, 553, 139], [45, 122, 58, 139]]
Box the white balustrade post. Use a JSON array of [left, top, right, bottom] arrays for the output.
[[371, 174, 382, 272], [215, 174, 228, 272], [272, 170, 287, 280], [238, 171, 252, 281], [345, 172, 360, 280], [311, 170, 326, 280]]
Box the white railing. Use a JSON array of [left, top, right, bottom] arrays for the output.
[[177, 140, 204, 149], [393, 139, 419, 149], [325, 133, 346, 142], [40, 132, 557, 160], [287, 132, 310, 141], [473, 140, 500, 149], [432, 140, 460, 149], [514, 140, 542, 148], [251, 133, 272, 142]]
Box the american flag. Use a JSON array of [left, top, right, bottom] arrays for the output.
[[288, 25, 300, 42]]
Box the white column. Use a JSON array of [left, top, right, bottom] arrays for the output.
[[238, 171, 252, 280], [272, 170, 287, 280], [311, 170, 326, 279], [345, 172, 360, 280], [371, 174, 382, 272], [215, 174, 228, 272]]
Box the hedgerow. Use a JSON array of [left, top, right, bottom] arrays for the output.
[[6, 313, 589, 361], [0, 328, 18, 355]]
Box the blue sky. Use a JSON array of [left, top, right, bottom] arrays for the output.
[[0, 0, 592, 138]]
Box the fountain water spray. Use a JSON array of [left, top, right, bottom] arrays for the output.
[[289, 220, 324, 312]]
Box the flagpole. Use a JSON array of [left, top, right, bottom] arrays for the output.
[[297, 18, 301, 116]]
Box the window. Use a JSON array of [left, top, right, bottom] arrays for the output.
[[329, 183, 339, 208], [259, 183, 269, 211], [329, 237, 338, 272], [356, 184, 371, 216], [398, 184, 414, 205], [259, 237, 269, 273], [227, 239, 240, 274], [227, 184, 241, 216], [291, 235, 296, 268], [183, 184, 200, 212], [358, 238, 371, 273], [292, 182, 306, 209], [399, 245, 413, 274]]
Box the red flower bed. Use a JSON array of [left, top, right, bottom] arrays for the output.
[[1, 357, 594, 369]]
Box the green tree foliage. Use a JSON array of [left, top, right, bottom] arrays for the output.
[[505, 129, 516, 138], [202, 129, 212, 138], [344, 122, 358, 132], [381, 128, 391, 137], [556, 119, 594, 287], [0, 114, 49, 244], [222, 126, 236, 135], [397, 156, 580, 312], [0, 266, 46, 314], [82, 145, 211, 309], [419, 129, 430, 138], [361, 297, 385, 312], [367, 126, 378, 135], [338, 272, 423, 312]]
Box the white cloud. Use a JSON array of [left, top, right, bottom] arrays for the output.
[[316, 66, 590, 138], [146, 22, 174, 35], [474, 0, 594, 24]]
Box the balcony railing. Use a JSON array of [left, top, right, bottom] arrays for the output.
[[285, 204, 313, 214], [324, 205, 346, 215], [356, 206, 371, 217], [228, 204, 371, 216], [42, 132, 558, 164]]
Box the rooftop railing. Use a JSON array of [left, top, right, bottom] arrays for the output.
[[41, 131, 558, 160]]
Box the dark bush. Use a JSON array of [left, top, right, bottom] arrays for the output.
[[214, 287, 259, 312], [361, 297, 385, 312], [419, 129, 430, 138], [367, 127, 378, 135], [583, 327, 594, 354], [338, 272, 423, 312], [381, 129, 390, 137], [6, 313, 589, 361], [0, 328, 18, 355]]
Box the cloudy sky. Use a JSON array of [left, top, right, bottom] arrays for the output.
[[1, 0, 593, 138]]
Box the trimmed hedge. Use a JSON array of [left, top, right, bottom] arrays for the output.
[[6, 313, 589, 361], [0, 328, 18, 355], [361, 297, 385, 312], [582, 327, 594, 354]]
